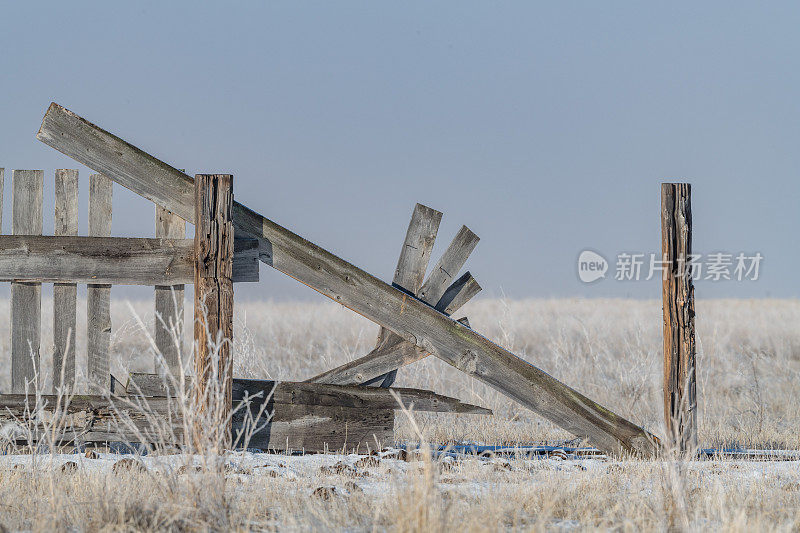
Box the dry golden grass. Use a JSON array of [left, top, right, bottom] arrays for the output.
[[0, 296, 798, 531]]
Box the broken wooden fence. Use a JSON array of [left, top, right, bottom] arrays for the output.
[[0, 168, 259, 395], [33, 102, 661, 457]]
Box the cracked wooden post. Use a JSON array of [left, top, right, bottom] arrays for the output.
[[193, 174, 234, 451], [661, 183, 697, 452]]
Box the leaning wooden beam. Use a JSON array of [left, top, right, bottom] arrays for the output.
[[309, 272, 481, 386], [372, 203, 442, 387], [0, 236, 259, 285], [11, 170, 43, 393], [37, 103, 660, 456], [126, 373, 492, 414]]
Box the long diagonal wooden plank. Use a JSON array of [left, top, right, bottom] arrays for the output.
[[309, 271, 481, 386], [36, 102, 660, 456], [372, 203, 442, 387]]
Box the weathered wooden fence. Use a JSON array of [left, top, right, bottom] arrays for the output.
[[0, 164, 489, 453], [22, 102, 664, 457], [0, 168, 259, 395]]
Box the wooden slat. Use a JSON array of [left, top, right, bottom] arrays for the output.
[[126, 373, 492, 414], [11, 170, 43, 393], [0, 235, 256, 285], [373, 203, 443, 387], [36, 102, 660, 456], [437, 271, 481, 316], [155, 205, 185, 375], [418, 225, 480, 305], [53, 169, 79, 390], [193, 174, 234, 449], [309, 271, 482, 386], [662, 183, 697, 452], [88, 174, 112, 393], [393, 203, 442, 295]]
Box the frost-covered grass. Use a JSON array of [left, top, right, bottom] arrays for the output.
[[0, 297, 798, 530]]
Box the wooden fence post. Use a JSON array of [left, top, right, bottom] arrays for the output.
[[193, 174, 234, 450], [661, 183, 698, 452], [53, 169, 79, 390], [88, 174, 112, 393], [11, 170, 43, 393]]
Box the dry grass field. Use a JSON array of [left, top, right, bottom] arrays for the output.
[[0, 296, 799, 531]]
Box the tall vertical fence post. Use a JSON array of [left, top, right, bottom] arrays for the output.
[[193, 174, 234, 451], [661, 182, 698, 452]]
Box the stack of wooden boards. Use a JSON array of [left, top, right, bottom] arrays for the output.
[[0, 374, 490, 452]]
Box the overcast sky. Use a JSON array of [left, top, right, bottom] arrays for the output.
[[1, 2, 798, 301]]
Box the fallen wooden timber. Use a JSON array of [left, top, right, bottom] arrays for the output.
[[0, 378, 489, 452], [37, 103, 660, 457]]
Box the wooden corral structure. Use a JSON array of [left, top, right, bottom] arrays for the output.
[[0, 102, 695, 457]]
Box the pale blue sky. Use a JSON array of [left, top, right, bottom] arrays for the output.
[[1, 2, 798, 300]]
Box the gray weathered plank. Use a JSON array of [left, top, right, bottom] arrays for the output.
[[310, 271, 482, 386], [436, 271, 482, 316], [11, 170, 43, 393], [53, 169, 79, 390], [373, 203, 442, 387], [393, 203, 442, 295], [125, 373, 491, 414], [36, 102, 660, 456], [87, 174, 112, 393], [418, 225, 480, 305], [0, 235, 195, 284], [0, 235, 257, 285], [155, 205, 185, 376]]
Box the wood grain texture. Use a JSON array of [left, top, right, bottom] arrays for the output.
[[418, 225, 480, 305], [11, 170, 43, 393], [661, 183, 697, 452], [0, 235, 194, 284], [126, 373, 491, 414], [393, 203, 442, 295], [193, 174, 234, 449], [88, 174, 112, 393], [53, 169, 79, 389], [36, 102, 660, 456], [155, 205, 185, 376], [374, 203, 443, 387]]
